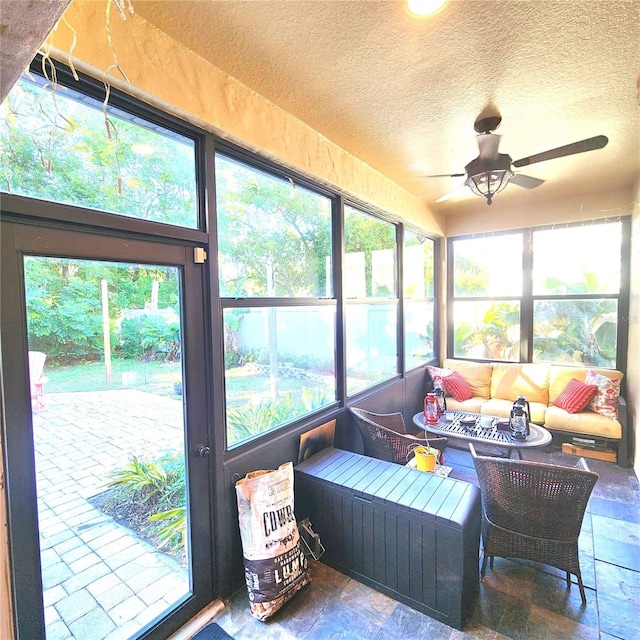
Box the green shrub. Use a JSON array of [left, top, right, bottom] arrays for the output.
[[118, 314, 180, 361], [149, 507, 186, 552], [26, 281, 104, 363], [227, 395, 294, 445], [106, 452, 185, 551]]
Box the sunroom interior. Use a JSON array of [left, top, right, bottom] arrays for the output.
[[1, 1, 639, 639]]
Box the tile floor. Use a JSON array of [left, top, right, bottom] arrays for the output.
[[211, 445, 640, 640]]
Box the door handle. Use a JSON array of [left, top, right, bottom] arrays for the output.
[[196, 445, 211, 458]]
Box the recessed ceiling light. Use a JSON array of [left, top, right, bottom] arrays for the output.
[[407, 0, 447, 17]]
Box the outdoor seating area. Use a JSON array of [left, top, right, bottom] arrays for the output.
[[350, 407, 447, 465], [27, 383, 639, 640], [29, 350, 49, 413], [211, 444, 640, 640], [470, 443, 598, 605], [430, 360, 630, 466]]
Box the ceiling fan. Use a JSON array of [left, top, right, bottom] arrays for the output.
[[427, 115, 608, 205]]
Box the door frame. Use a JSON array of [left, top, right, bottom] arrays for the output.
[[0, 218, 216, 640]]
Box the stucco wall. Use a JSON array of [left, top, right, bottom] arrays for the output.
[[0, 0, 72, 102], [43, 0, 444, 236], [444, 187, 635, 237]]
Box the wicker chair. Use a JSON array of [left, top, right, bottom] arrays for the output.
[[469, 443, 598, 605], [350, 407, 447, 465]]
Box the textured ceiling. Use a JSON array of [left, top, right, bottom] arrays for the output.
[[117, 1, 639, 214]]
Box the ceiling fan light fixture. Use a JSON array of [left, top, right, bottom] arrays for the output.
[[464, 153, 514, 205], [407, 0, 447, 17], [465, 169, 514, 205]]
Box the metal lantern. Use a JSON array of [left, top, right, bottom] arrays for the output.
[[423, 392, 439, 425], [433, 385, 447, 417], [509, 395, 530, 440]]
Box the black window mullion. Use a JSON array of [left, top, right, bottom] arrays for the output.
[[397, 224, 405, 375], [334, 195, 347, 404], [432, 237, 442, 363], [616, 216, 631, 385]]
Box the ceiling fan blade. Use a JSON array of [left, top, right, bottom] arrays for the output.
[[415, 172, 466, 179], [512, 135, 608, 168], [435, 185, 469, 203], [510, 173, 545, 189]]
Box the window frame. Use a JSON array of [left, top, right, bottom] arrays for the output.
[[402, 226, 439, 372], [1, 54, 449, 639], [214, 143, 341, 450], [2, 57, 444, 456], [447, 229, 525, 362], [213, 145, 442, 450], [2, 58, 206, 233], [342, 202, 400, 397], [447, 218, 630, 375]]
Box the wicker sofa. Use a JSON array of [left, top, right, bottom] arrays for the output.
[[429, 359, 628, 467]]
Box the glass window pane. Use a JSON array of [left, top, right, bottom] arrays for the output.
[[404, 231, 434, 298], [453, 300, 520, 361], [405, 300, 435, 369], [533, 299, 618, 367], [344, 206, 396, 299], [215, 154, 332, 297], [25, 257, 191, 639], [223, 306, 336, 447], [453, 234, 523, 297], [532, 223, 622, 295], [345, 302, 398, 395], [1, 74, 198, 228]]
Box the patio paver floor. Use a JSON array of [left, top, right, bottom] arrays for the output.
[[33, 389, 189, 640]]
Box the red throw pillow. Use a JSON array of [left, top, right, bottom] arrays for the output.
[[442, 371, 473, 402], [553, 378, 598, 414]]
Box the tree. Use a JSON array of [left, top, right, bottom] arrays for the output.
[[1, 75, 197, 228], [216, 155, 332, 297], [24, 257, 180, 364], [25, 258, 105, 362], [454, 302, 520, 360], [533, 299, 617, 366], [344, 207, 396, 297], [453, 254, 490, 296]]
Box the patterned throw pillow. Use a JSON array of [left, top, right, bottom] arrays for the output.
[[442, 371, 473, 402], [585, 370, 621, 420], [553, 378, 598, 414], [427, 365, 452, 389]]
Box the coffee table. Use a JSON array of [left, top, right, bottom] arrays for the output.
[[412, 410, 552, 459]]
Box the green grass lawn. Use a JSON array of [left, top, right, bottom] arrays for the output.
[[44, 359, 334, 406], [45, 359, 182, 395]]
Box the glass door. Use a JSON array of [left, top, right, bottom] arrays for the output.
[[1, 222, 214, 640]]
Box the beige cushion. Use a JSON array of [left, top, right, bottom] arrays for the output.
[[481, 398, 547, 424], [544, 405, 622, 439], [443, 359, 492, 399], [445, 397, 487, 414], [490, 363, 550, 404], [549, 365, 624, 403]]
